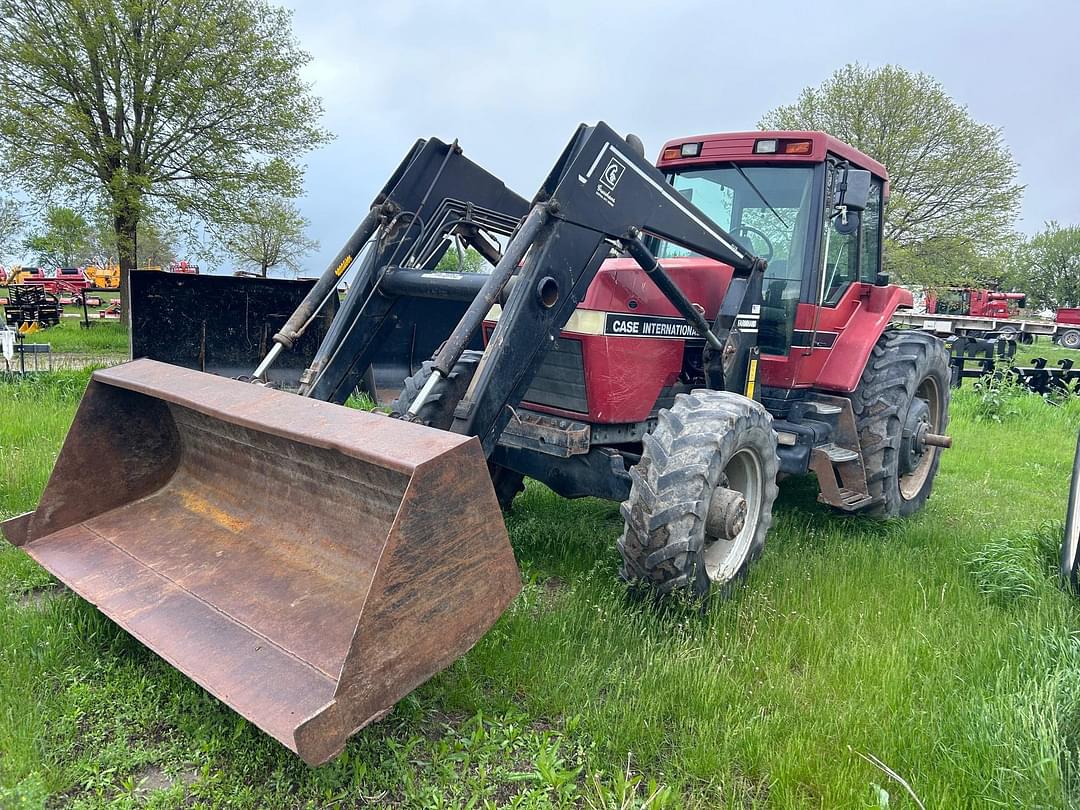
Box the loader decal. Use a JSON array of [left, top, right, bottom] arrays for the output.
[[596, 156, 625, 207], [604, 313, 704, 339]]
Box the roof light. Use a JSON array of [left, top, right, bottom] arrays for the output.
[[661, 147, 681, 161], [754, 139, 778, 154], [680, 142, 702, 157], [783, 140, 812, 155]]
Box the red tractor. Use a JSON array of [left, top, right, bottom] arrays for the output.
[[9, 123, 951, 764], [927, 287, 1026, 319]]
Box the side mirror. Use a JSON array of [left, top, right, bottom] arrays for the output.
[[833, 211, 860, 235], [834, 168, 871, 212]]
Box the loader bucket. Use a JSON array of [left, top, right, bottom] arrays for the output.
[[2, 359, 520, 765]]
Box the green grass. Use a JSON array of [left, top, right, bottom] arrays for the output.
[[1014, 340, 1077, 367], [4, 372, 1080, 808], [18, 319, 128, 354]]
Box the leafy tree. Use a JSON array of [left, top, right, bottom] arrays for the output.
[[888, 236, 1017, 293], [760, 64, 1023, 288], [225, 198, 317, 277], [435, 244, 490, 273], [88, 212, 177, 267], [135, 219, 178, 268], [1009, 223, 1080, 309], [0, 0, 330, 315], [24, 206, 93, 267], [0, 197, 22, 259]]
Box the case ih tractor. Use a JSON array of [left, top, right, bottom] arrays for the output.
[[5, 122, 951, 764]]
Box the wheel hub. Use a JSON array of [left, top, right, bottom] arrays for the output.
[[899, 398, 931, 476], [706, 487, 747, 540]]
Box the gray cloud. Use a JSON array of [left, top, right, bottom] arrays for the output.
[[286, 0, 1079, 274]]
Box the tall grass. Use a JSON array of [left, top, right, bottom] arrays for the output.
[[2, 372, 1080, 806]]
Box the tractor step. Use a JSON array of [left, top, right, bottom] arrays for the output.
[[818, 442, 859, 463], [805, 401, 843, 416], [833, 487, 874, 510]]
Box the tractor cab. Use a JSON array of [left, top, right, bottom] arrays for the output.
[[654, 133, 909, 401]]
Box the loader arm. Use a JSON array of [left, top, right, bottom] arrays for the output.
[[264, 138, 530, 403], [433, 122, 768, 455]]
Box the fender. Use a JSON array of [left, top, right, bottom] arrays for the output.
[[816, 283, 914, 392]]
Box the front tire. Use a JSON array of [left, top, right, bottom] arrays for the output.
[[845, 329, 950, 517], [617, 391, 779, 598]]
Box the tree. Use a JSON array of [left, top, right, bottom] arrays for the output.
[[436, 244, 489, 273], [1010, 223, 1080, 309], [135, 219, 178, 268], [88, 212, 177, 267], [24, 206, 93, 267], [225, 198, 317, 277], [0, 0, 330, 316], [0, 197, 22, 259], [760, 64, 1023, 288]]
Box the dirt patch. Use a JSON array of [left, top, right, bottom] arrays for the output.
[[133, 764, 199, 798], [15, 584, 68, 609], [543, 576, 566, 598], [49, 352, 127, 370]]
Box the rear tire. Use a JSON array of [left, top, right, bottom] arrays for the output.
[[1061, 330, 1080, 350], [390, 351, 525, 512], [617, 391, 779, 598], [845, 329, 950, 517]]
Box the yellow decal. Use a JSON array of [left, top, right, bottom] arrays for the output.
[[334, 255, 353, 277], [745, 357, 759, 400]]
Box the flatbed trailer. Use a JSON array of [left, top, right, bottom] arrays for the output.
[[892, 309, 1080, 347]]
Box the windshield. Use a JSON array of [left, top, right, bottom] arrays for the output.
[[658, 165, 816, 355]]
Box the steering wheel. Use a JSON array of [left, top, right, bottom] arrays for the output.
[[733, 225, 774, 262]]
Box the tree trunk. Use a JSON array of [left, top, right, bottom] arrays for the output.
[[260, 260, 268, 277], [114, 205, 139, 326]]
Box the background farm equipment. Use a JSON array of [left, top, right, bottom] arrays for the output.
[[129, 273, 338, 388], [942, 331, 1080, 397], [927, 287, 1026, 320], [894, 303, 1080, 347], [4, 285, 61, 329], [86, 262, 120, 290], [0, 324, 52, 373], [5, 122, 952, 765], [945, 334, 1017, 387]]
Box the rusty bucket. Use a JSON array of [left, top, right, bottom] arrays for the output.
[[2, 359, 520, 765]]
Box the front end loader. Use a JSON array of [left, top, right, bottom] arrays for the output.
[[4, 122, 952, 764]]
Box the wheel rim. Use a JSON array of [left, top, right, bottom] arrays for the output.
[[900, 375, 942, 501], [703, 447, 763, 583]]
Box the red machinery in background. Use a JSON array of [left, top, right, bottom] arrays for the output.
[[926, 287, 1026, 319]]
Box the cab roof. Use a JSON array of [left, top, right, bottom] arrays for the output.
[[657, 130, 888, 182]]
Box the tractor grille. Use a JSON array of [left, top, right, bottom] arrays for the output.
[[522, 337, 588, 413]]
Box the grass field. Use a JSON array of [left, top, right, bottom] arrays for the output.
[[18, 319, 129, 354], [3, 360, 1080, 807]]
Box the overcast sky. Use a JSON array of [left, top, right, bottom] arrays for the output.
[[282, 0, 1075, 274]]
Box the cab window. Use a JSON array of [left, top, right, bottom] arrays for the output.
[[658, 165, 816, 356], [859, 179, 882, 282], [821, 163, 881, 306]]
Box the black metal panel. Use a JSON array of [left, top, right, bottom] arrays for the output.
[[521, 337, 588, 413], [130, 273, 338, 389], [491, 444, 632, 502], [760, 385, 806, 420], [131, 271, 482, 394]]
